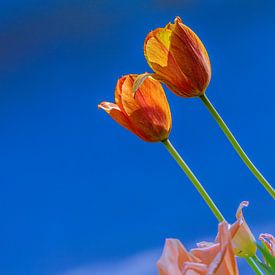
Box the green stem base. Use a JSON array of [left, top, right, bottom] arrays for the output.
[[246, 257, 264, 275]]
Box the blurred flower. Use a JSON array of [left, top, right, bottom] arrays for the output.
[[157, 222, 238, 275], [258, 233, 275, 273], [230, 201, 257, 257], [259, 233, 275, 257], [144, 16, 211, 98], [98, 74, 172, 142]]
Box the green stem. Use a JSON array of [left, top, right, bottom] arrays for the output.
[[200, 94, 274, 199], [246, 257, 264, 275], [162, 139, 225, 222], [162, 139, 264, 274], [251, 255, 262, 266], [252, 255, 270, 274]]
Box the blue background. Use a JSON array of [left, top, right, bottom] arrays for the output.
[[0, 0, 274, 274]]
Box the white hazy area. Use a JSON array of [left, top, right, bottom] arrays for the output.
[[60, 248, 252, 275], [60, 249, 158, 275], [60, 223, 274, 275]]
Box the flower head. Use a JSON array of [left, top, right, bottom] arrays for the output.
[[144, 16, 211, 98], [157, 222, 239, 275], [259, 233, 275, 257], [98, 74, 172, 142], [229, 201, 257, 257]]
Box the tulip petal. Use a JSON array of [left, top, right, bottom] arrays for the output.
[[120, 75, 172, 142], [98, 101, 134, 132], [157, 239, 198, 275], [168, 17, 211, 92], [114, 76, 126, 110], [132, 72, 154, 95], [145, 28, 172, 67], [144, 28, 194, 96]]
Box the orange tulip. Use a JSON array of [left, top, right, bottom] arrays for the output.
[[98, 74, 172, 142], [157, 222, 239, 275], [230, 201, 257, 257], [144, 16, 211, 98]]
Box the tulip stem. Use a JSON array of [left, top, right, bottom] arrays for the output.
[[162, 139, 225, 222], [246, 257, 264, 275], [163, 140, 264, 274], [200, 94, 274, 199]]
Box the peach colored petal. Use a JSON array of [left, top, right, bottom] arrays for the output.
[[210, 222, 239, 275], [157, 222, 239, 275], [157, 239, 199, 275], [182, 262, 208, 275], [191, 243, 220, 266], [196, 241, 215, 248]]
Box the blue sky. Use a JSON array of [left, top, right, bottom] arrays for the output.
[[0, 0, 274, 274]]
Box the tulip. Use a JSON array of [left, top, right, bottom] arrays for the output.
[[157, 222, 239, 275], [143, 17, 274, 199], [230, 201, 257, 257], [98, 74, 172, 142], [144, 16, 211, 98], [100, 74, 226, 224]]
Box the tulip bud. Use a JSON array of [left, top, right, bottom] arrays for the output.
[[144, 16, 211, 98], [99, 74, 172, 142]]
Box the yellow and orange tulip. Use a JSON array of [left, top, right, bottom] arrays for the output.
[[157, 222, 239, 275], [98, 74, 172, 142], [144, 16, 211, 98]]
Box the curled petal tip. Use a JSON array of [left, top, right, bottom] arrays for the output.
[[259, 233, 274, 240], [236, 201, 249, 219], [174, 16, 182, 24], [98, 101, 117, 112], [241, 201, 249, 207], [98, 101, 106, 110]]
